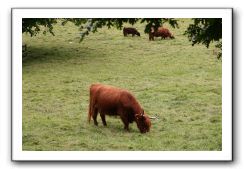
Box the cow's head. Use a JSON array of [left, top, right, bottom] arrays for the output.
[[136, 32, 141, 36], [135, 110, 151, 133]]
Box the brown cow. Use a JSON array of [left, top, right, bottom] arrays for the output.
[[88, 84, 151, 133], [149, 27, 175, 40], [123, 27, 141, 37]]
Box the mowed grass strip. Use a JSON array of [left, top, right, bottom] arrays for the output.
[[22, 19, 222, 151]]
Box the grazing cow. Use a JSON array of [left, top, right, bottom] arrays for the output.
[[123, 27, 141, 37], [149, 27, 175, 40], [88, 84, 151, 133]]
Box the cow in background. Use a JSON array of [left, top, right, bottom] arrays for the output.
[[123, 27, 141, 37], [149, 27, 175, 40]]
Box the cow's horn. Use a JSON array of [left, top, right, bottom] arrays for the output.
[[141, 109, 144, 116], [149, 116, 159, 120]]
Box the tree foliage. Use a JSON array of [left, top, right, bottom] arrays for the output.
[[215, 40, 222, 59], [22, 18, 57, 36], [62, 18, 178, 42], [22, 18, 178, 39], [184, 18, 222, 58], [184, 18, 222, 48], [22, 18, 222, 58], [86, 18, 179, 32]]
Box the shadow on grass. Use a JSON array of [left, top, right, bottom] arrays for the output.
[[22, 45, 106, 66], [85, 117, 140, 135]]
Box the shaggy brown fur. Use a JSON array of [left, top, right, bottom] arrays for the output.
[[88, 84, 151, 133], [149, 27, 174, 40], [123, 27, 141, 37]]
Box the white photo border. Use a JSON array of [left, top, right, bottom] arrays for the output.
[[12, 8, 233, 161]]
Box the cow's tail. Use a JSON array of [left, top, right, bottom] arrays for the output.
[[88, 89, 93, 123]]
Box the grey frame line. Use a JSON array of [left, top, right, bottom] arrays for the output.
[[11, 8, 233, 162]]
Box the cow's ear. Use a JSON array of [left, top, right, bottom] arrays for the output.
[[135, 114, 140, 120], [135, 113, 143, 120]]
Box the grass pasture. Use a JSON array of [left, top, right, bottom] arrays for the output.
[[22, 19, 222, 151]]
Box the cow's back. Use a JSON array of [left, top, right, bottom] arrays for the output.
[[90, 84, 139, 116], [97, 85, 121, 115]]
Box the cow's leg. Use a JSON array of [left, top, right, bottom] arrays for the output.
[[100, 113, 107, 126], [92, 108, 98, 126], [120, 115, 129, 131]]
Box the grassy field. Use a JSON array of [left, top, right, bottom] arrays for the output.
[[22, 19, 222, 151]]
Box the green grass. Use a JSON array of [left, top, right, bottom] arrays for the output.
[[22, 19, 222, 151]]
